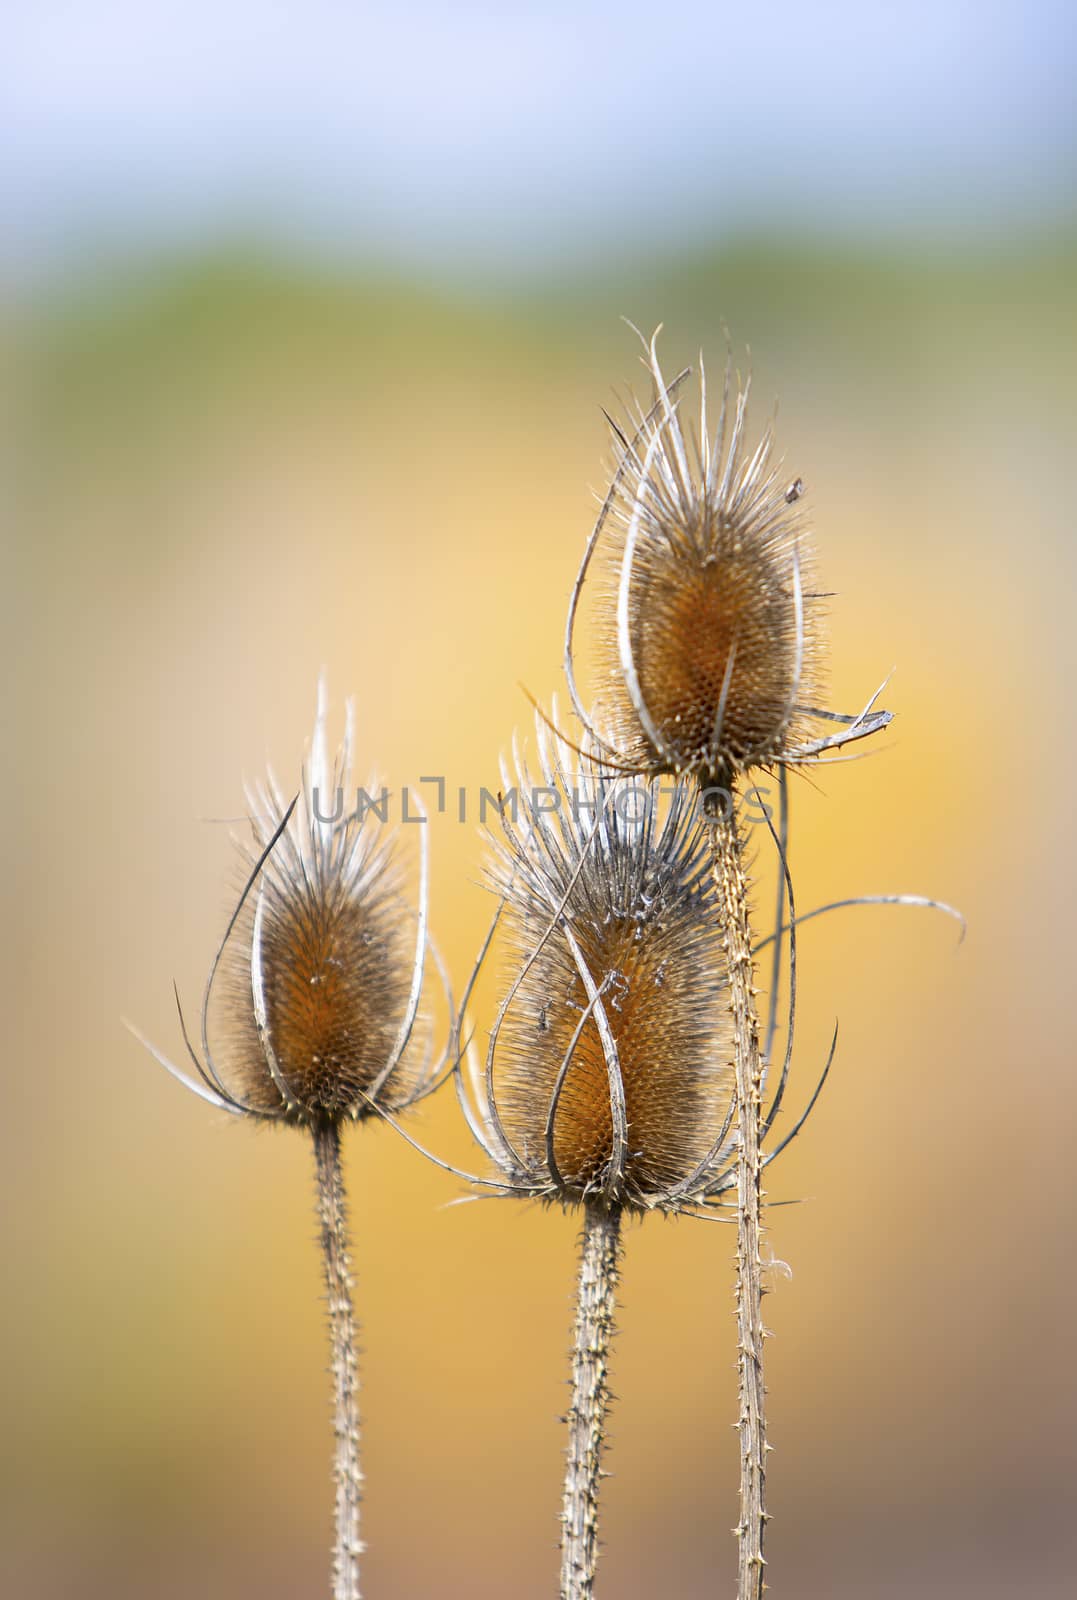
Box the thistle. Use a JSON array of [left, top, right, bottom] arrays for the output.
[[469, 717, 738, 1214], [434, 705, 875, 1598], [129, 680, 444, 1600], [562, 331, 896, 1600], [456, 716, 741, 1600], [565, 327, 890, 791]]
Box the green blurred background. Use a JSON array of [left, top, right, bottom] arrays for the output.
[[6, 5, 1077, 1597]]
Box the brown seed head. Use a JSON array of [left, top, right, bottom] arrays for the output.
[[138, 681, 440, 1127], [470, 720, 735, 1212], [215, 688, 434, 1124], [573, 333, 826, 787]]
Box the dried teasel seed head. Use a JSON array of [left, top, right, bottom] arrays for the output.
[[138, 679, 442, 1127], [570, 330, 827, 788], [217, 684, 436, 1124], [466, 717, 736, 1213]]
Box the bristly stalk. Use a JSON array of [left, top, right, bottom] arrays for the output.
[[707, 796, 768, 1600], [561, 1201, 623, 1600], [312, 1118, 363, 1600]]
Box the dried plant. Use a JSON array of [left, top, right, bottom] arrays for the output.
[[131, 329, 963, 1600], [443, 715, 832, 1600], [460, 716, 737, 1215], [458, 718, 734, 1600], [560, 330, 900, 1599], [563, 328, 891, 789], [129, 681, 446, 1600]]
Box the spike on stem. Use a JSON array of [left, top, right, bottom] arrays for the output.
[[312, 1119, 364, 1600], [560, 1201, 622, 1600]]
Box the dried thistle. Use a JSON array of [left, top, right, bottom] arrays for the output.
[[558, 331, 898, 1600], [130, 680, 445, 1600], [440, 712, 877, 1599], [564, 327, 891, 790], [442, 714, 863, 1219], [459, 716, 740, 1214], [301, 691, 894, 1600], [452, 716, 742, 1600]]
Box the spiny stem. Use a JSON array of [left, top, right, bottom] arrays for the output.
[[561, 1200, 623, 1600], [312, 1118, 363, 1600], [708, 800, 768, 1600]]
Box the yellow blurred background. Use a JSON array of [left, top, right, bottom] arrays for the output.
[[6, 6, 1077, 1597]]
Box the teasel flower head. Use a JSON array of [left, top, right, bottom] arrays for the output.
[[455, 712, 745, 1216], [564, 329, 892, 789], [132, 678, 444, 1127]]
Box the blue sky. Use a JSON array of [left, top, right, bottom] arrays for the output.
[[5, 1, 1076, 281]]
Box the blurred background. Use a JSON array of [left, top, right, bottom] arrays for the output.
[[5, 3, 1076, 1596]]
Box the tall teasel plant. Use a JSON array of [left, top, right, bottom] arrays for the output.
[[443, 715, 840, 1600], [456, 717, 736, 1600], [129, 681, 448, 1600], [559, 330, 900, 1599]]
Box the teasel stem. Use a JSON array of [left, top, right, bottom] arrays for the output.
[[707, 796, 768, 1600], [312, 1118, 363, 1600], [561, 1200, 623, 1600]]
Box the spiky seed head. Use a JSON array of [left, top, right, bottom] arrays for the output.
[[585, 334, 825, 787], [478, 718, 735, 1212], [206, 682, 435, 1125]]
